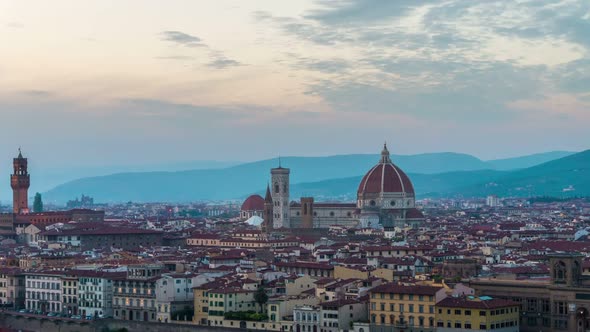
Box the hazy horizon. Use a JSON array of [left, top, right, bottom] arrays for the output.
[[2, 0, 589, 168], [0, 148, 581, 205]]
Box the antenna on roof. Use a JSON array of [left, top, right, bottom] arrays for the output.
[[278, 155, 282, 168]]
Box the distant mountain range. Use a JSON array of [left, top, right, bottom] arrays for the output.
[[485, 151, 575, 170], [292, 150, 590, 199], [42, 150, 584, 203]]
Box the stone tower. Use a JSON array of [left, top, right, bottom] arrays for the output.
[[271, 162, 290, 228], [549, 253, 582, 287], [300, 197, 314, 229], [262, 184, 273, 234], [11, 149, 30, 214]]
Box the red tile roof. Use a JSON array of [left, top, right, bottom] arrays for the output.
[[370, 283, 442, 296], [437, 297, 519, 309]]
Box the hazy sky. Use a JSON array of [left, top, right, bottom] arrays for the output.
[[1, 0, 589, 168]]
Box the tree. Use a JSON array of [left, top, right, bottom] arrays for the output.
[[33, 192, 43, 213], [254, 286, 268, 313]]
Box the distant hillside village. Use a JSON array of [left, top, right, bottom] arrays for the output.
[[1, 147, 590, 332]]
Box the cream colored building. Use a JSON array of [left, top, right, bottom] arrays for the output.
[[0, 267, 25, 309]]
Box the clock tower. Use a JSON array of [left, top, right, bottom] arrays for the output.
[[11, 149, 30, 214]]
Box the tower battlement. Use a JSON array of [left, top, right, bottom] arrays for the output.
[[11, 149, 30, 214]]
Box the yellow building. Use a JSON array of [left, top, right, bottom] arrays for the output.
[[435, 296, 519, 332], [193, 286, 209, 325], [369, 283, 445, 332], [193, 284, 257, 327]]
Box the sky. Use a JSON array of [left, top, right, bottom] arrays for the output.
[[1, 0, 589, 171]]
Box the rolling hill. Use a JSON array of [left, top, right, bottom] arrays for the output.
[[292, 150, 590, 199], [455, 149, 590, 197], [42, 150, 587, 203], [43, 152, 489, 203], [485, 151, 575, 170]]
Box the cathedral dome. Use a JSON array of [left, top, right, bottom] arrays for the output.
[[357, 145, 414, 201], [241, 194, 265, 211]]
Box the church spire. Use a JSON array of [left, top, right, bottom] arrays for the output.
[[380, 142, 392, 164], [265, 183, 272, 203]]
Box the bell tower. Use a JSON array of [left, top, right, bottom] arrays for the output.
[[11, 149, 30, 214], [271, 160, 290, 228]]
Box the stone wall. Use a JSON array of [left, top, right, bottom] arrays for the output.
[[0, 313, 266, 332]]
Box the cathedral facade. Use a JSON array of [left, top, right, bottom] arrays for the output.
[[242, 144, 424, 234]]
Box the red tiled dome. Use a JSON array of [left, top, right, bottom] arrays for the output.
[[406, 208, 424, 218], [241, 194, 264, 211], [357, 144, 414, 195]]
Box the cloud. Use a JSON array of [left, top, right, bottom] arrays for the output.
[[160, 31, 205, 47], [207, 52, 243, 69], [158, 31, 241, 68], [305, 0, 437, 24], [252, 0, 590, 128]]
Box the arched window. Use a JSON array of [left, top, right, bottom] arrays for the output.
[[554, 261, 567, 282], [274, 183, 279, 194]]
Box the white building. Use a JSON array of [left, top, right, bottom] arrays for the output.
[[320, 299, 368, 332], [155, 273, 196, 323], [486, 195, 501, 207], [25, 271, 62, 313], [78, 270, 122, 318], [293, 305, 321, 332]]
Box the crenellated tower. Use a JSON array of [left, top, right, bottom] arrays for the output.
[[11, 149, 30, 214]]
